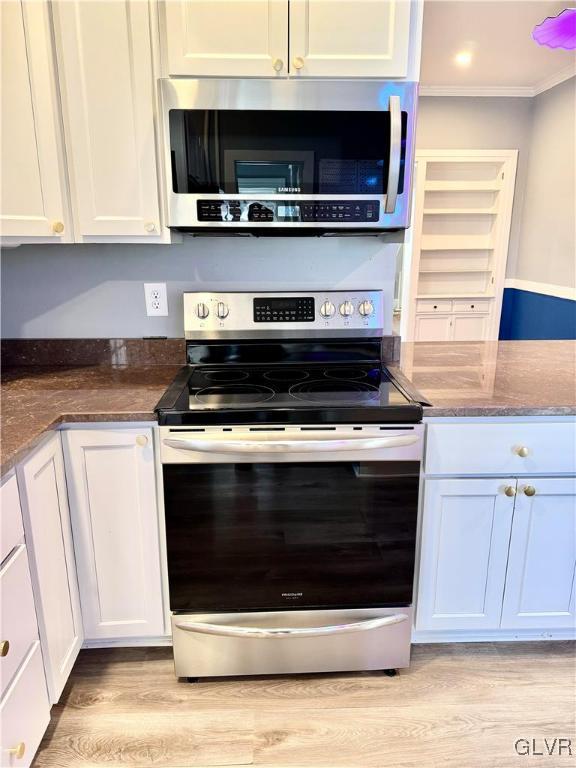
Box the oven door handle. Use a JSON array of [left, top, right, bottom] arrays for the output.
[[385, 94, 402, 214], [174, 613, 408, 639], [163, 434, 419, 453]]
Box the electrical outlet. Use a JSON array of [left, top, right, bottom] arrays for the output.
[[144, 283, 168, 317]]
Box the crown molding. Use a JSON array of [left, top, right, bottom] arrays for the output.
[[533, 63, 576, 96], [420, 66, 576, 98]]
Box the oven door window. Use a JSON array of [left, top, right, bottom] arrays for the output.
[[164, 461, 418, 613], [168, 109, 407, 196]]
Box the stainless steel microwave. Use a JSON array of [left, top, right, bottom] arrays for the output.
[[160, 79, 417, 234]]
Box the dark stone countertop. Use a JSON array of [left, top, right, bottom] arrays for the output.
[[1, 340, 574, 478]]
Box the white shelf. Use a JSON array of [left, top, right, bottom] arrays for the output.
[[416, 293, 495, 300], [424, 180, 502, 192], [420, 235, 494, 251], [423, 208, 497, 215], [419, 267, 493, 274]]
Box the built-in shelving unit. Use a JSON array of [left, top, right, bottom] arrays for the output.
[[404, 150, 518, 342]]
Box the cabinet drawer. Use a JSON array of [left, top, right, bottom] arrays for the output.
[[1, 475, 24, 564], [426, 421, 576, 476], [0, 547, 39, 697], [0, 642, 50, 768], [452, 299, 491, 314], [416, 299, 452, 313]]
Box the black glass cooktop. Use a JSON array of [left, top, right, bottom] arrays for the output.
[[157, 362, 424, 425]]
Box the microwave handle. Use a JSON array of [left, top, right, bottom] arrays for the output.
[[163, 434, 418, 454], [174, 613, 408, 639], [385, 94, 402, 214]]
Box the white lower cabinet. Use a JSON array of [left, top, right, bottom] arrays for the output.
[[501, 478, 576, 629], [17, 433, 83, 704], [416, 478, 515, 631], [62, 429, 165, 641], [0, 643, 50, 768]]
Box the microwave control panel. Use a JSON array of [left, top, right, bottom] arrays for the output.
[[197, 200, 380, 224]]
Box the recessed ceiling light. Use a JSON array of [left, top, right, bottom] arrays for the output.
[[454, 50, 473, 67]]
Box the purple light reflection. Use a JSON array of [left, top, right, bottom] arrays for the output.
[[533, 8, 576, 50]]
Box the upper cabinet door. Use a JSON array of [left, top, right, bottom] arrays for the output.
[[165, 0, 289, 77], [62, 429, 165, 641], [501, 478, 576, 630], [0, 1, 70, 241], [17, 433, 83, 704], [289, 0, 411, 78], [53, 1, 162, 239]]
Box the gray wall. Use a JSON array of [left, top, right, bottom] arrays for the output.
[[416, 95, 534, 280], [0, 237, 398, 338], [515, 78, 575, 289]]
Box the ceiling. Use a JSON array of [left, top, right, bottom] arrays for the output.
[[420, 1, 576, 95]]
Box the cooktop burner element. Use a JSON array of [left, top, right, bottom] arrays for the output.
[[263, 368, 310, 382], [195, 384, 275, 406], [202, 369, 250, 382], [289, 379, 379, 404], [324, 367, 368, 381]]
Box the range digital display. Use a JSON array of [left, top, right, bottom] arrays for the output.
[[254, 297, 315, 322]]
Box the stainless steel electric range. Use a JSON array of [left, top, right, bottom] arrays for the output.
[[156, 291, 427, 679]]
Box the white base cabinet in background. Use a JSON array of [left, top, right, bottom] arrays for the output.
[[17, 434, 83, 704], [63, 429, 165, 641]]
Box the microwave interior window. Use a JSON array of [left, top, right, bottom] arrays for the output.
[[168, 109, 407, 196]]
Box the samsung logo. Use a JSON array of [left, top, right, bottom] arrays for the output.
[[278, 186, 301, 193], [282, 592, 303, 598]]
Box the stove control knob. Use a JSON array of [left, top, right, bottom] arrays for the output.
[[196, 302, 209, 319], [216, 301, 229, 319], [320, 300, 335, 318], [339, 300, 354, 317], [358, 300, 374, 317]]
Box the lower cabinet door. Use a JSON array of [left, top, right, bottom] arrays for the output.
[[416, 478, 515, 631], [17, 433, 83, 703], [62, 429, 165, 640], [501, 477, 576, 629], [451, 313, 489, 341], [414, 313, 452, 342], [0, 642, 50, 768]]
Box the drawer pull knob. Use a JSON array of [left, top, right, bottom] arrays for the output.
[[293, 56, 305, 70], [523, 485, 536, 497], [8, 743, 25, 760], [136, 435, 148, 447], [0, 640, 9, 657], [272, 58, 283, 72], [504, 485, 516, 497], [515, 445, 529, 458], [51, 221, 64, 234], [144, 222, 156, 233]]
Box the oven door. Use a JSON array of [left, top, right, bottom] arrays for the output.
[[162, 427, 421, 614], [161, 79, 417, 231]]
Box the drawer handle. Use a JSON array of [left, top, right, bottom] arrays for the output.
[[522, 485, 536, 497], [293, 56, 305, 70], [136, 435, 149, 447], [0, 640, 9, 657], [8, 743, 25, 760], [504, 485, 516, 497], [514, 445, 530, 458]]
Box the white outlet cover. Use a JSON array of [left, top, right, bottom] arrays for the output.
[[144, 283, 168, 317]]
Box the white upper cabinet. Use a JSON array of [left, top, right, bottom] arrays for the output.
[[164, 0, 289, 77], [17, 434, 83, 704], [502, 478, 576, 629], [0, 0, 71, 243], [289, 0, 411, 78], [63, 429, 165, 641], [164, 0, 419, 78], [53, 1, 164, 240]]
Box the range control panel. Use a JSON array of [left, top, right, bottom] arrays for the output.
[[184, 291, 384, 339], [197, 200, 380, 224]]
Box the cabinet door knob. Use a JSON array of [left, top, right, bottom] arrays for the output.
[[272, 58, 283, 72], [144, 222, 156, 233], [8, 743, 25, 760], [523, 485, 536, 497], [51, 221, 64, 234], [136, 435, 148, 447], [0, 640, 9, 657], [293, 56, 305, 70], [514, 445, 529, 458], [504, 485, 516, 497]]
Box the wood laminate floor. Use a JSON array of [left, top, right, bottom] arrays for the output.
[[33, 642, 575, 768]]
